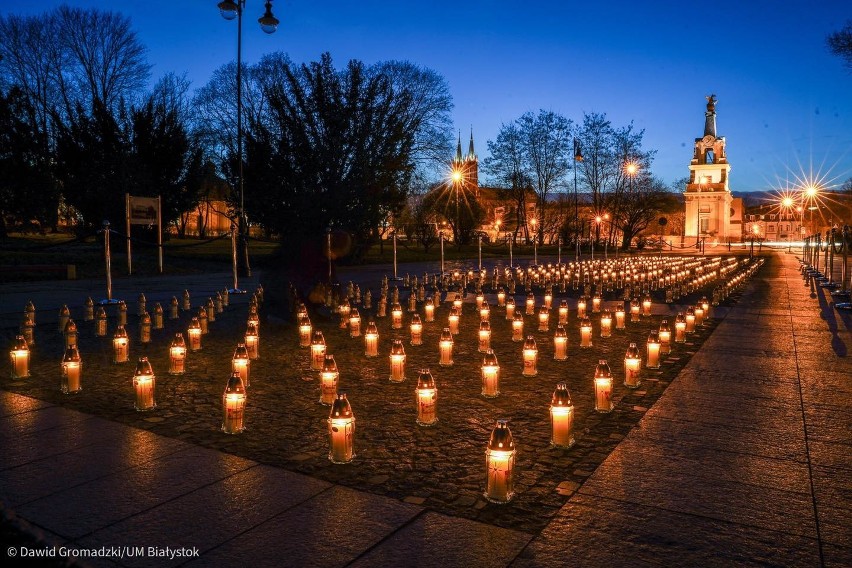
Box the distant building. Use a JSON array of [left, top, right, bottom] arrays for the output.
[[683, 95, 742, 241]]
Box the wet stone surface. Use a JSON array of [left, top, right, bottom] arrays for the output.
[[0, 275, 749, 535]]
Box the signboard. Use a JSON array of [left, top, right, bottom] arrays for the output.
[[128, 196, 159, 225]]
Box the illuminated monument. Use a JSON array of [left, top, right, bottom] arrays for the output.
[[684, 95, 741, 241]]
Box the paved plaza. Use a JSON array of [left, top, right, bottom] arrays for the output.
[[0, 250, 850, 567]]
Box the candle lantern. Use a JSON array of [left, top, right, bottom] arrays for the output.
[[658, 320, 671, 355], [391, 302, 403, 329], [685, 306, 696, 334], [448, 306, 460, 335], [600, 309, 612, 338], [624, 343, 642, 388], [206, 297, 216, 322], [9, 336, 30, 378], [310, 331, 326, 371], [438, 327, 454, 366], [415, 369, 438, 426], [247, 306, 260, 332], [319, 354, 339, 405], [222, 288, 229, 308], [642, 295, 652, 317], [497, 288, 506, 307], [299, 316, 312, 348], [694, 304, 705, 327], [245, 322, 259, 359], [153, 303, 164, 330], [169, 333, 187, 375], [139, 312, 152, 344], [349, 308, 362, 338], [537, 305, 550, 332], [432, 293, 441, 309], [328, 392, 356, 464], [525, 292, 535, 315], [95, 306, 107, 337], [363, 289, 372, 309], [558, 300, 569, 325], [674, 313, 687, 343], [453, 293, 463, 310], [700, 296, 711, 320], [614, 303, 626, 330], [215, 292, 224, 313], [364, 322, 379, 357], [511, 311, 524, 342], [522, 335, 538, 377], [475, 292, 485, 310], [479, 301, 490, 322], [646, 331, 661, 369], [169, 297, 179, 320], [484, 420, 515, 503], [630, 299, 641, 322], [389, 340, 407, 382], [188, 317, 202, 351], [410, 314, 423, 346], [20, 312, 35, 346], [182, 290, 191, 311], [553, 325, 568, 360], [594, 359, 614, 413], [481, 350, 500, 397], [580, 317, 593, 348], [222, 372, 247, 434], [592, 293, 602, 314], [25, 300, 36, 327], [197, 307, 208, 335], [544, 290, 553, 310], [377, 294, 387, 318], [137, 293, 147, 317], [117, 301, 127, 327], [232, 343, 250, 387], [61, 345, 82, 394], [550, 383, 575, 448], [338, 299, 351, 329], [58, 304, 71, 333], [424, 301, 435, 322], [63, 319, 77, 350], [665, 288, 673, 303], [113, 326, 129, 364], [84, 297, 94, 321], [505, 296, 516, 320], [478, 320, 492, 353], [577, 296, 587, 319], [132, 357, 156, 411]]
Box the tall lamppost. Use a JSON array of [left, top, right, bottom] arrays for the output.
[[530, 217, 538, 265], [623, 162, 638, 258], [217, 0, 279, 282], [780, 196, 794, 252], [573, 139, 584, 261], [451, 169, 462, 248], [803, 184, 818, 235]]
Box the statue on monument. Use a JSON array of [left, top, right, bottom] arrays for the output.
[[706, 94, 717, 113]]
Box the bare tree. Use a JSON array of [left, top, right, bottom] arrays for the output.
[[483, 122, 532, 244], [616, 175, 680, 249], [576, 112, 615, 211], [827, 20, 852, 70], [56, 6, 150, 113]]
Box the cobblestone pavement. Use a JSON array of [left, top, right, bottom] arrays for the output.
[[1, 256, 749, 537]]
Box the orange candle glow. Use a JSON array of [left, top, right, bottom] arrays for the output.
[[10, 335, 29, 378], [646, 331, 661, 368], [415, 369, 438, 426], [659, 320, 671, 355], [439, 327, 454, 367], [222, 372, 246, 434], [522, 335, 538, 377], [481, 349, 500, 398], [364, 322, 379, 357], [132, 357, 156, 411], [484, 420, 515, 503], [328, 392, 355, 464], [410, 314, 423, 346], [389, 340, 407, 382], [505, 296, 516, 320], [424, 301, 435, 322], [553, 325, 568, 361], [624, 343, 642, 388], [537, 306, 550, 332], [320, 354, 339, 405], [478, 320, 491, 353], [594, 359, 614, 413], [600, 309, 612, 338], [245, 322, 259, 359], [310, 331, 326, 371], [61, 345, 82, 394], [550, 383, 575, 448], [391, 302, 403, 329], [169, 333, 187, 375], [674, 313, 687, 343], [558, 300, 568, 325], [113, 326, 129, 364], [232, 343, 250, 387], [188, 318, 202, 352], [580, 316, 593, 348]]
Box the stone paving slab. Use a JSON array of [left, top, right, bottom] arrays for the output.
[[0, 390, 53, 417], [76, 465, 332, 568], [16, 446, 256, 539], [0, 429, 187, 508], [349, 511, 532, 568], [183, 486, 422, 568], [511, 493, 821, 568]]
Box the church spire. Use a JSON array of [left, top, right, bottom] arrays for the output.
[[704, 94, 717, 137], [455, 131, 463, 162], [467, 128, 476, 161]]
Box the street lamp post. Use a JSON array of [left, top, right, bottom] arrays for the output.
[[574, 139, 584, 262], [439, 230, 445, 275], [530, 218, 538, 265], [218, 0, 279, 282]]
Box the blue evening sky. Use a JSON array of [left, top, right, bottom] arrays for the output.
[[6, 1, 852, 192]]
